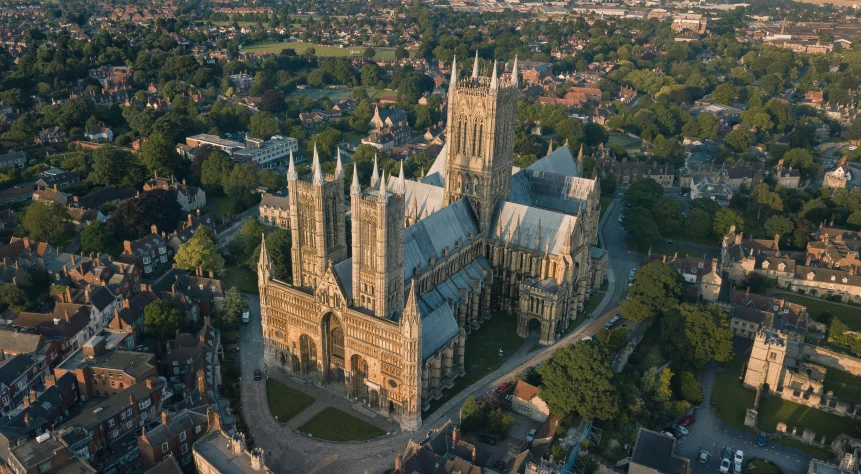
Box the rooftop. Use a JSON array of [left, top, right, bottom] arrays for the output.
[[193, 431, 268, 474]]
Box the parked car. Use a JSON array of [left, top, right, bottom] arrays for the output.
[[242, 311, 250, 323], [698, 450, 710, 464], [478, 435, 497, 446], [253, 369, 262, 381], [721, 447, 732, 460], [734, 462, 742, 474], [495, 382, 511, 393], [526, 429, 536, 443], [581, 336, 593, 342], [680, 415, 696, 427], [757, 433, 767, 447], [734, 450, 744, 465], [672, 424, 689, 436], [660, 430, 676, 438], [665, 239, 674, 245], [719, 459, 731, 474], [668, 426, 685, 438]]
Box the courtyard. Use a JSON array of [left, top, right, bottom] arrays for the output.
[[298, 407, 387, 441]]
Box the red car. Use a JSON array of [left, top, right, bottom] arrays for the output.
[[680, 415, 696, 427], [495, 382, 511, 393]]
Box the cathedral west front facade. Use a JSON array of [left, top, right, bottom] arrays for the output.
[[257, 56, 607, 430]]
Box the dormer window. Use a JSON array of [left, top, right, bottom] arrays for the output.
[[778, 263, 785, 271], [831, 275, 836, 281], [843, 277, 849, 283], [762, 261, 770, 269], [807, 272, 815, 280]]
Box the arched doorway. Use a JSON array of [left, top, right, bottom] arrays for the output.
[[527, 318, 542, 337], [323, 313, 346, 383], [299, 334, 317, 375], [351, 354, 369, 402]]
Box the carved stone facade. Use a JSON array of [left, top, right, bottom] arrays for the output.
[[258, 56, 605, 431]]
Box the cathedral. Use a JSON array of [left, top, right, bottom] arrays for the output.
[[257, 56, 607, 431]]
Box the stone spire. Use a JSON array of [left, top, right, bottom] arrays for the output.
[[378, 171, 387, 203], [577, 144, 584, 173], [397, 161, 406, 195], [490, 61, 498, 91], [472, 50, 479, 79], [370, 154, 380, 188], [547, 139, 554, 156], [511, 55, 519, 86], [258, 233, 272, 283], [311, 143, 323, 186], [350, 163, 361, 196], [287, 149, 297, 181], [450, 56, 458, 90], [335, 148, 344, 179]]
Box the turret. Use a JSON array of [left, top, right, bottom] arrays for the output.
[[472, 50, 480, 79], [311, 143, 323, 187]]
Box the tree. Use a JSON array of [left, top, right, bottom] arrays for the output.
[[250, 229, 291, 281], [200, 151, 233, 192], [676, 371, 704, 404], [89, 146, 146, 187], [653, 196, 684, 235], [538, 342, 618, 420], [222, 287, 246, 327], [596, 327, 628, 351], [555, 119, 583, 147], [260, 89, 285, 113], [782, 148, 822, 181], [620, 261, 682, 322], [763, 215, 794, 242], [684, 208, 711, 241], [80, 221, 116, 255], [249, 112, 279, 139], [108, 190, 183, 241], [601, 174, 617, 195], [144, 299, 183, 339], [460, 396, 488, 433], [174, 226, 225, 275], [581, 122, 608, 147], [661, 303, 733, 370], [0, 284, 26, 312], [139, 133, 183, 177], [21, 201, 71, 243], [623, 208, 661, 243], [724, 128, 754, 152], [224, 164, 259, 208], [713, 83, 736, 105], [712, 208, 743, 237]]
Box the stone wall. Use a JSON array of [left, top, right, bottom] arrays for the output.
[[803, 345, 861, 376]]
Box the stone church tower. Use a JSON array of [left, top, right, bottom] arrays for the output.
[[443, 54, 518, 234], [287, 146, 349, 288]]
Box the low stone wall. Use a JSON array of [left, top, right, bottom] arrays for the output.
[[775, 422, 835, 453], [803, 345, 861, 376]]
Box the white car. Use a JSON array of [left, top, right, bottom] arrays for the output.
[[242, 311, 250, 323], [672, 424, 689, 436], [734, 461, 742, 474], [734, 450, 744, 465], [719, 459, 731, 473]]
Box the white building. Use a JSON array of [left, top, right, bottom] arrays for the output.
[[233, 136, 298, 170]]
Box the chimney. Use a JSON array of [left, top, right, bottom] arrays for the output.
[[394, 454, 402, 471], [452, 427, 458, 445], [806, 254, 812, 266], [23, 396, 30, 408], [188, 214, 193, 227], [64, 310, 70, 322], [129, 394, 135, 405], [146, 378, 154, 389], [53, 184, 58, 191], [161, 411, 170, 426], [472, 445, 477, 464], [151, 224, 158, 235], [123, 240, 133, 254], [166, 342, 172, 353], [198, 369, 207, 394], [208, 270, 214, 278], [45, 374, 56, 388], [122, 298, 130, 309], [23, 414, 30, 427], [71, 254, 76, 265], [65, 287, 72, 303], [29, 388, 36, 402]]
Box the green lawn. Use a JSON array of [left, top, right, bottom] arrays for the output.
[[266, 378, 315, 423], [298, 407, 386, 441], [747, 459, 783, 474], [710, 372, 757, 431], [770, 437, 835, 460], [625, 239, 720, 259], [758, 395, 861, 443], [771, 292, 861, 330], [287, 88, 355, 102], [823, 367, 861, 404], [425, 312, 525, 414], [599, 195, 613, 219], [209, 195, 240, 218], [241, 41, 398, 60], [719, 354, 747, 376], [369, 89, 399, 101], [607, 132, 641, 149], [223, 264, 258, 293]]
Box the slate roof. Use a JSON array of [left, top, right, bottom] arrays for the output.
[[0, 329, 43, 354], [403, 199, 480, 280], [142, 409, 196, 447], [260, 192, 289, 211], [630, 428, 690, 474], [387, 178, 445, 221], [489, 201, 576, 255], [333, 259, 353, 301], [69, 377, 164, 430], [510, 169, 596, 215], [421, 143, 447, 187], [420, 304, 459, 361], [90, 286, 118, 311], [526, 144, 580, 177]]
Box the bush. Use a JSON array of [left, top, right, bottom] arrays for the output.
[[677, 371, 704, 404]]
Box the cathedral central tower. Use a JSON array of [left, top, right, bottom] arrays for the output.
[[443, 54, 518, 234]]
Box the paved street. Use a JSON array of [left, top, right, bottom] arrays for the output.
[[675, 365, 812, 474]]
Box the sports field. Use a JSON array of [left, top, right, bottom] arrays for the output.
[[241, 41, 397, 60]]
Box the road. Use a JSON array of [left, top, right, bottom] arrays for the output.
[[675, 365, 812, 474]]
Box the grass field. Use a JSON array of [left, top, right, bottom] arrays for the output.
[[771, 292, 861, 330], [266, 378, 315, 423], [241, 41, 398, 60], [747, 459, 783, 474], [758, 395, 861, 443], [286, 88, 355, 101], [223, 264, 258, 293], [600, 195, 613, 219], [823, 368, 861, 404], [298, 407, 386, 441], [710, 372, 757, 431], [607, 132, 641, 149], [425, 312, 525, 414]]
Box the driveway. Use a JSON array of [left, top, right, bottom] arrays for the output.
[[674, 364, 812, 474]]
